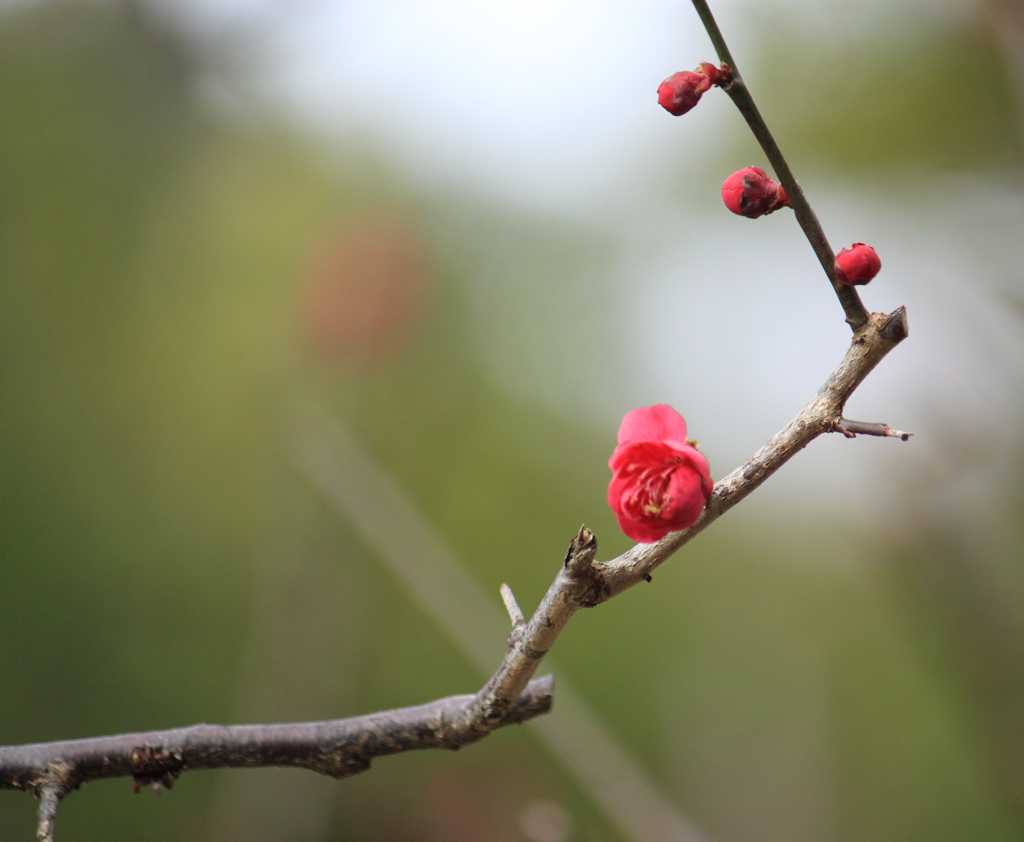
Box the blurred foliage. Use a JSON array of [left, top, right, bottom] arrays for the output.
[[1, 2, 1023, 842]]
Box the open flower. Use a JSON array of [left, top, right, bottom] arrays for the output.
[[608, 405, 713, 543]]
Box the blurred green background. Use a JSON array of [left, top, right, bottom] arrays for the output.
[[1, 1, 1023, 840]]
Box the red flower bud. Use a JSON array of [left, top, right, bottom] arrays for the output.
[[657, 71, 712, 116], [721, 166, 790, 218], [834, 243, 881, 286], [608, 405, 713, 543]]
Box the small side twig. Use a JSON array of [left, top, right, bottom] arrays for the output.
[[36, 780, 66, 842], [833, 419, 913, 441], [500, 583, 526, 630], [690, 0, 870, 331]]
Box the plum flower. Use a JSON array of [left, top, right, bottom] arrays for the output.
[[607, 405, 713, 543]]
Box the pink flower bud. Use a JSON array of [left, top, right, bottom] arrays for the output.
[[607, 405, 713, 543], [721, 166, 790, 218], [657, 71, 712, 116], [834, 243, 881, 286]]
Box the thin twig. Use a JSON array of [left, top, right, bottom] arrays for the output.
[[36, 781, 65, 842], [500, 583, 527, 629], [833, 419, 913, 441], [690, 0, 870, 330]]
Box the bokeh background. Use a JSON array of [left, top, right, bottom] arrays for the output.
[[1, 0, 1023, 840]]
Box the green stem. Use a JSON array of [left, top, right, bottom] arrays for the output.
[[690, 0, 870, 331]]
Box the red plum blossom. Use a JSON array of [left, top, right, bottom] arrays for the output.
[[607, 405, 713, 543]]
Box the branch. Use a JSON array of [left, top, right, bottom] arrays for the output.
[[0, 677, 552, 799], [598, 307, 908, 598], [0, 7, 906, 842], [293, 412, 712, 842], [691, 0, 871, 331], [420, 308, 910, 717], [1, 308, 907, 839]]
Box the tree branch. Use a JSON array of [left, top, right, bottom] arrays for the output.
[[0, 677, 552, 799], [1, 8, 909, 837], [0, 307, 907, 836], [397, 307, 910, 723], [597, 307, 908, 599], [496, 307, 910, 657], [293, 411, 712, 842]]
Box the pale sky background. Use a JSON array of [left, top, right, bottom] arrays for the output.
[[17, 0, 1019, 522], [159, 0, 1024, 523]]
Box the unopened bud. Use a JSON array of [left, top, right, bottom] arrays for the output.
[[721, 166, 790, 218], [834, 243, 881, 285], [657, 71, 712, 116]]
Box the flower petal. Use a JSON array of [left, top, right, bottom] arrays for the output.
[[662, 458, 712, 525], [616, 404, 689, 446], [608, 439, 681, 471], [614, 512, 671, 544]]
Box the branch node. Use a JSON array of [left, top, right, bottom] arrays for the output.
[[132, 769, 180, 795], [879, 306, 909, 341], [563, 525, 598, 573]]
